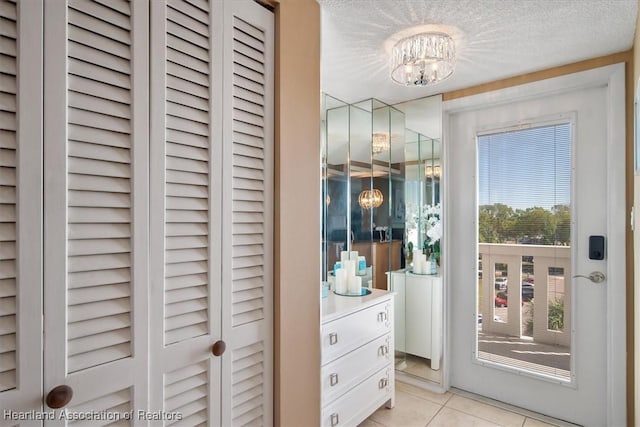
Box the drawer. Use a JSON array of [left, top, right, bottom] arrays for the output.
[[321, 366, 393, 427], [322, 300, 392, 365], [322, 333, 391, 406]]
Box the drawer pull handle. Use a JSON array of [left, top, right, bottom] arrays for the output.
[[329, 332, 338, 345], [330, 373, 339, 386], [330, 413, 339, 426], [377, 312, 387, 322], [378, 344, 389, 356], [378, 378, 388, 389]]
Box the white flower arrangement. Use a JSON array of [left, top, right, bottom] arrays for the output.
[[406, 202, 442, 252], [423, 203, 442, 245]]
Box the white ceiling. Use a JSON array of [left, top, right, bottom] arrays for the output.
[[320, 0, 637, 106]]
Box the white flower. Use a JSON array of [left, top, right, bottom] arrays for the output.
[[427, 221, 442, 242], [423, 203, 442, 245], [405, 202, 442, 248]]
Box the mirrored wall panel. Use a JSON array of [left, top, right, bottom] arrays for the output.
[[321, 94, 444, 386]]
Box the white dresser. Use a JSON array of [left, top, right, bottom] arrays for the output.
[[321, 289, 395, 427]]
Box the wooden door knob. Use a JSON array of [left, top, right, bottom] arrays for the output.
[[212, 340, 226, 357], [46, 385, 73, 409]]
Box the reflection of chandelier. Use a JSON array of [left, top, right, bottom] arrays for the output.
[[372, 132, 390, 155], [358, 189, 384, 209], [425, 165, 441, 178], [390, 32, 456, 87]]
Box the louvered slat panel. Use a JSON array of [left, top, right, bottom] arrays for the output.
[[0, 279, 15, 298], [69, 123, 131, 148], [68, 282, 130, 305], [165, 273, 208, 291], [232, 342, 264, 426], [167, 89, 209, 113], [164, 362, 208, 426], [68, 223, 131, 240], [67, 387, 131, 426], [166, 223, 208, 237], [167, 99, 209, 123], [69, 59, 131, 92], [69, 140, 131, 163], [68, 25, 131, 60], [68, 191, 131, 209], [166, 2, 208, 38], [66, 0, 133, 374], [164, 0, 211, 346], [68, 313, 130, 340], [231, 17, 267, 328], [68, 0, 130, 31], [0, 0, 16, 393]]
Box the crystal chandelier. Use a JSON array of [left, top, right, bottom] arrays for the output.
[[390, 32, 455, 87], [372, 132, 390, 155], [358, 189, 384, 209]]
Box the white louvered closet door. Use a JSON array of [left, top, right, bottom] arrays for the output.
[[43, 0, 149, 423], [0, 0, 43, 422], [221, 2, 273, 426], [149, 0, 222, 424], [150, 0, 273, 425]]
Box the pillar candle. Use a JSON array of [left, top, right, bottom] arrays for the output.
[[413, 258, 422, 274], [344, 260, 356, 278], [350, 251, 358, 261], [335, 268, 347, 294], [340, 251, 349, 263], [348, 275, 362, 295], [413, 250, 422, 265]]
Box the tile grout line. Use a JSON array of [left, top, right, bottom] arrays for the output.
[[444, 393, 522, 427], [450, 389, 569, 426], [424, 401, 447, 427]]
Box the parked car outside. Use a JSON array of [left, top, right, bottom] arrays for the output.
[[499, 283, 535, 306], [495, 292, 508, 307], [521, 282, 534, 302], [494, 277, 508, 290]]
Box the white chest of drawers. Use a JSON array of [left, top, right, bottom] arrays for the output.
[[321, 289, 395, 427]]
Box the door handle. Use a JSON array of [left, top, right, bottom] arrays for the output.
[[46, 385, 73, 409], [212, 340, 226, 356], [573, 271, 605, 283]]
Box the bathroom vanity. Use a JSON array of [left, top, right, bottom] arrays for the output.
[[321, 289, 395, 426]]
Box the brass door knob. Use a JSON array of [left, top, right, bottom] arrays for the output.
[[212, 340, 226, 357], [46, 385, 73, 409]]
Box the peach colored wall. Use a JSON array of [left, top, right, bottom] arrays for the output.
[[273, 1, 321, 426]]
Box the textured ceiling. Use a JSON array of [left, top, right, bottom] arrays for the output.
[[320, 0, 637, 105]]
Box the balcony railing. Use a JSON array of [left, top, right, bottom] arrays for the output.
[[478, 243, 571, 347]]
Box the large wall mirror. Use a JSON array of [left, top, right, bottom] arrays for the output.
[[321, 94, 444, 386]]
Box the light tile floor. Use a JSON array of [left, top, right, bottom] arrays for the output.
[[396, 354, 442, 383], [360, 381, 571, 427]]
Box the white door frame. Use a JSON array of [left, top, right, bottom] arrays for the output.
[[442, 63, 626, 426]]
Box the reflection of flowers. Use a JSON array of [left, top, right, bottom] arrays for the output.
[[406, 203, 442, 253], [423, 203, 442, 246]]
